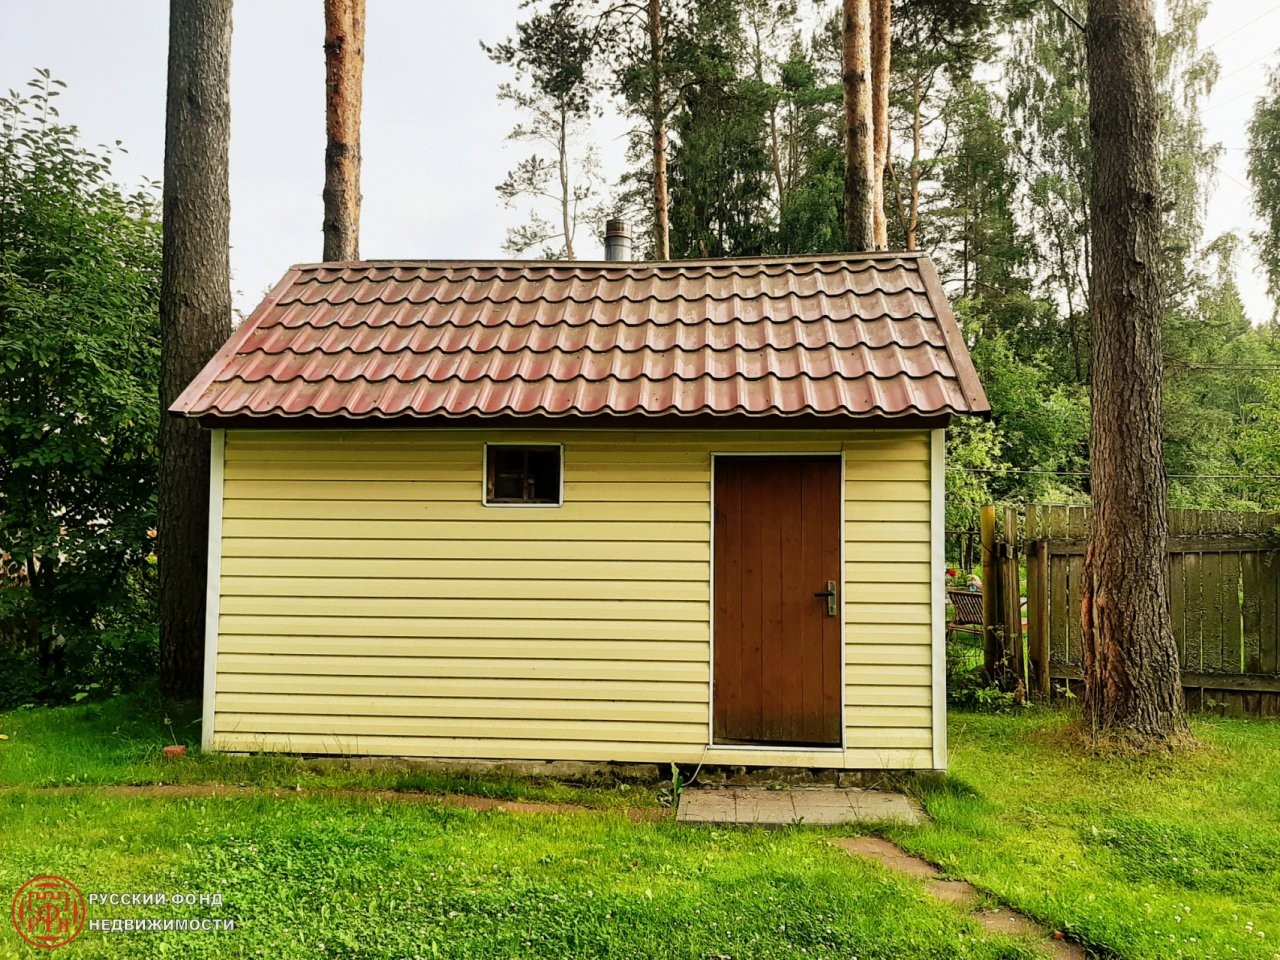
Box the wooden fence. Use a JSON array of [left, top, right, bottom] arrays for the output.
[[978, 505, 1280, 716]]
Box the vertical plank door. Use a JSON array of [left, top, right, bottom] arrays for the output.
[[713, 456, 842, 746]]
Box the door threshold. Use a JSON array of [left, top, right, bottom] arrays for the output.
[[711, 741, 844, 751]]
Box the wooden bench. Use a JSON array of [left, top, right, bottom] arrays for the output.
[[946, 589, 984, 643]]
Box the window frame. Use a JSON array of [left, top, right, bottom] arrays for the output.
[[482, 442, 565, 508]]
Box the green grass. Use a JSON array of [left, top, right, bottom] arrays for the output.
[[0, 697, 1039, 959], [890, 709, 1280, 960], [0, 792, 1040, 960], [0, 696, 652, 808], [5, 698, 1280, 958]]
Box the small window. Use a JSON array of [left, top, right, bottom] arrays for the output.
[[485, 445, 562, 506]]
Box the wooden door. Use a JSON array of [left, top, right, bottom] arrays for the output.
[[713, 456, 842, 746]]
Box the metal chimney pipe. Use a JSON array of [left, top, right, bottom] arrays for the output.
[[604, 219, 633, 262]]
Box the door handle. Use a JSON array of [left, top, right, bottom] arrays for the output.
[[813, 580, 838, 617]]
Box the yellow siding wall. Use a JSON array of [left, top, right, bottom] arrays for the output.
[[210, 428, 937, 768]]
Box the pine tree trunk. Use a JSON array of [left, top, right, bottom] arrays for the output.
[[649, 0, 670, 260], [159, 0, 233, 701], [1082, 0, 1187, 743], [323, 0, 364, 261], [870, 0, 891, 249], [842, 0, 875, 252]]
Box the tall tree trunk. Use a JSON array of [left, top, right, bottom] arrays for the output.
[[323, 0, 364, 261], [842, 0, 875, 251], [1082, 0, 1187, 743], [870, 0, 891, 249], [906, 73, 922, 251], [648, 0, 670, 260], [769, 104, 786, 210], [559, 106, 575, 260], [159, 0, 233, 701]]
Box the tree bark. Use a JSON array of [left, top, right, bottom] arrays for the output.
[[323, 0, 364, 261], [648, 0, 670, 260], [559, 105, 575, 260], [870, 0, 891, 249], [159, 0, 233, 701], [1082, 0, 1187, 743], [842, 0, 875, 252]]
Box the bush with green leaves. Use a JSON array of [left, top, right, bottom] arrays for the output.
[[0, 72, 160, 705]]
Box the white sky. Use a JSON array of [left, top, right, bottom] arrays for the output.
[[1, 1, 1275, 321]]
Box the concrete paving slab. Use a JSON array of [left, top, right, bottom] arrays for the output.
[[677, 787, 922, 826], [927, 879, 981, 907], [832, 836, 941, 878]]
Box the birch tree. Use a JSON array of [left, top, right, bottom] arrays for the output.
[[486, 3, 600, 259]]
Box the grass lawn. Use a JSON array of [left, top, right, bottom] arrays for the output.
[[0, 698, 1032, 960], [2, 698, 1279, 959], [895, 710, 1280, 960]]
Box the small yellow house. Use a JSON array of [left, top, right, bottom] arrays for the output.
[[172, 250, 988, 771]]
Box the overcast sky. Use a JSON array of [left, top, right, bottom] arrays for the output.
[[2, 1, 1275, 321]]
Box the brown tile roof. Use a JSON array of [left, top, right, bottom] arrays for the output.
[[171, 253, 988, 422]]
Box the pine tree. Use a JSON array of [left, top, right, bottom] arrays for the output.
[[1082, 0, 1187, 744], [322, 0, 364, 261], [159, 0, 233, 700]]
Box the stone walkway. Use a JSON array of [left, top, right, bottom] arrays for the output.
[[834, 837, 1087, 959], [676, 786, 923, 825]]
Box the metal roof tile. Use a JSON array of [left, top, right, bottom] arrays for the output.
[[172, 253, 989, 421]]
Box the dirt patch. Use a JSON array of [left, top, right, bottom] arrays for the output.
[[834, 836, 1087, 959], [5, 783, 666, 821]]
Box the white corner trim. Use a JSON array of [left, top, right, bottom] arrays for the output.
[[930, 428, 947, 771], [201, 429, 226, 752]]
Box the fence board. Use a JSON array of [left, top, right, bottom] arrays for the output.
[[1202, 553, 1225, 673], [1020, 505, 1280, 715], [1003, 507, 1024, 684], [1242, 551, 1262, 674], [980, 506, 1000, 678], [1044, 505, 1069, 540], [1222, 552, 1243, 673], [1183, 551, 1204, 673], [1169, 552, 1186, 665], [1264, 553, 1279, 675], [1066, 554, 1084, 667], [1049, 556, 1068, 667]]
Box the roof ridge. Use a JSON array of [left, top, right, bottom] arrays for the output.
[[286, 251, 925, 271]]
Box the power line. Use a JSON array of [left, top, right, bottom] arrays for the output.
[[1200, 3, 1280, 52], [948, 467, 1280, 480], [1165, 355, 1280, 372], [950, 467, 1089, 476], [1204, 79, 1273, 114], [1211, 161, 1252, 192], [1169, 363, 1280, 371], [1217, 49, 1277, 84]]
